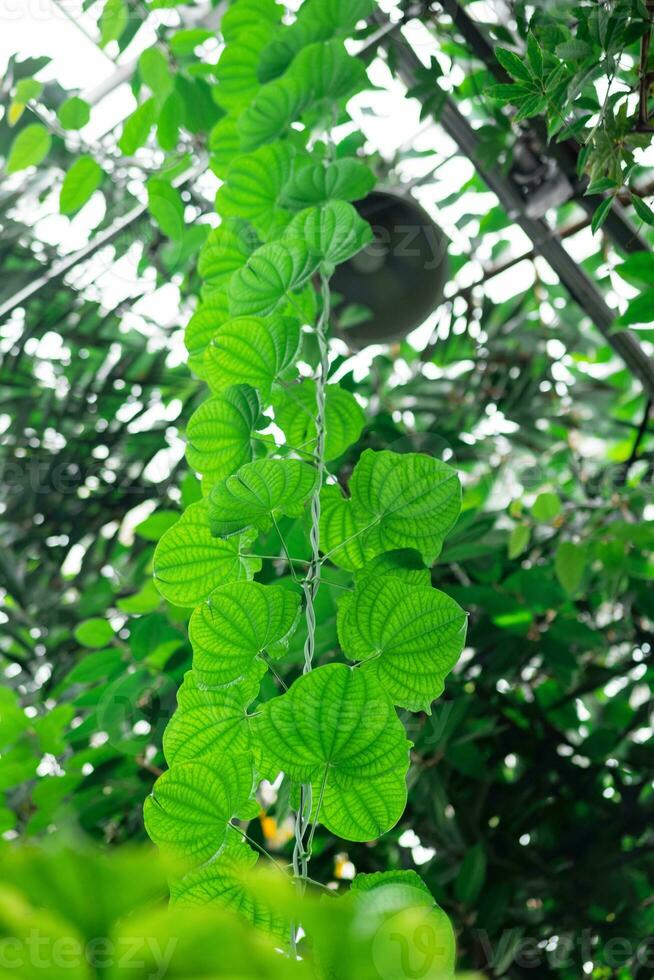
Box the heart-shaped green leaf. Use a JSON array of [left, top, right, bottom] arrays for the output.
[[228, 240, 318, 316], [144, 755, 255, 865], [170, 834, 289, 939], [238, 78, 307, 151], [153, 499, 261, 606], [273, 380, 365, 461], [337, 576, 467, 711], [284, 200, 372, 271], [281, 158, 375, 210], [258, 0, 375, 82], [252, 663, 411, 841], [163, 668, 263, 766], [190, 581, 301, 687], [203, 314, 300, 397], [185, 385, 264, 490], [208, 458, 317, 537], [216, 141, 298, 238], [198, 218, 259, 295], [214, 24, 273, 112], [323, 450, 461, 567], [185, 290, 231, 370]]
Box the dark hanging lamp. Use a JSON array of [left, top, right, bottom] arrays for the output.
[[331, 189, 449, 347]]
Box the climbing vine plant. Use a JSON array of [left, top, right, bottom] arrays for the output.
[[140, 0, 466, 958]]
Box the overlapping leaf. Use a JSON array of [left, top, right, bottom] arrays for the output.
[[208, 459, 317, 537], [221, 0, 282, 44], [280, 158, 375, 210], [216, 141, 299, 238], [170, 834, 290, 938], [258, 0, 376, 82], [214, 24, 273, 112], [163, 667, 264, 766], [185, 290, 231, 372], [252, 663, 411, 841], [198, 218, 258, 295], [239, 40, 366, 151], [284, 200, 372, 271], [153, 500, 261, 606], [238, 77, 306, 152], [337, 576, 467, 711], [144, 755, 255, 865], [203, 314, 300, 397], [273, 380, 366, 460], [189, 582, 301, 687], [321, 450, 461, 567], [228, 240, 318, 316], [185, 385, 264, 489], [208, 117, 243, 180], [291, 40, 368, 106]]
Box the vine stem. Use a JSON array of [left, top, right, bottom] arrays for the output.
[[290, 271, 331, 951]]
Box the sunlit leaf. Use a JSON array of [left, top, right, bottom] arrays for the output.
[[7, 123, 51, 173], [253, 663, 411, 841], [144, 755, 255, 864], [60, 156, 103, 215], [338, 575, 467, 711], [189, 582, 300, 687], [273, 380, 366, 460], [198, 218, 259, 295], [208, 458, 317, 537], [280, 158, 375, 209], [284, 200, 372, 271], [216, 141, 298, 238], [185, 385, 264, 489], [228, 240, 318, 316], [153, 499, 261, 606], [203, 314, 301, 397]]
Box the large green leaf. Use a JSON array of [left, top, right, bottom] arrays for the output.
[[258, 0, 376, 82], [337, 576, 467, 711], [252, 663, 411, 841], [153, 500, 261, 606], [214, 24, 273, 112], [189, 581, 301, 687], [185, 290, 231, 371], [208, 116, 243, 180], [198, 218, 258, 295], [291, 39, 368, 107], [163, 668, 263, 766], [323, 450, 461, 567], [7, 124, 51, 173], [228, 240, 318, 316], [273, 380, 366, 460], [280, 158, 375, 209], [221, 0, 283, 43], [185, 385, 264, 489], [203, 314, 300, 397], [345, 872, 457, 978], [144, 755, 255, 865], [170, 835, 289, 938], [216, 141, 298, 238], [208, 458, 317, 537], [238, 78, 306, 151], [60, 156, 104, 215], [284, 200, 372, 271]]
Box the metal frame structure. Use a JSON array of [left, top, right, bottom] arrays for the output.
[[373, 4, 654, 398]]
